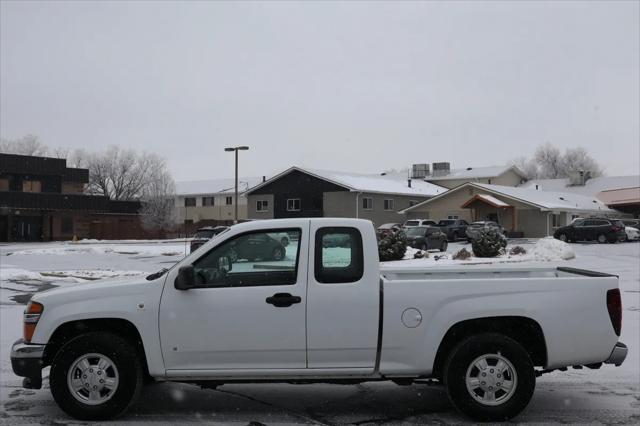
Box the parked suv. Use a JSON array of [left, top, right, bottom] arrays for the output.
[[554, 218, 626, 243], [403, 219, 437, 229], [190, 226, 229, 253], [405, 226, 448, 252], [436, 219, 469, 241], [465, 221, 503, 242]]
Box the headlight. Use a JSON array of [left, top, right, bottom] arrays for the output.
[[23, 301, 44, 343]]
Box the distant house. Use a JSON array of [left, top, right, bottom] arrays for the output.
[[422, 163, 527, 189], [0, 153, 143, 241], [401, 182, 615, 237], [521, 175, 640, 218], [245, 167, 447, 227], [174, 177, 265, 227]]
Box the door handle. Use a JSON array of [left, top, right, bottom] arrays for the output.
[[266, 293, 302, 308]]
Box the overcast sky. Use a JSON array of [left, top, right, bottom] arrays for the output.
[[1, 1, 638, 181]]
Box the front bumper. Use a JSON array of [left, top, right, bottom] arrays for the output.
[[11, 339, 45, 389], [604, 342, 628, 367]]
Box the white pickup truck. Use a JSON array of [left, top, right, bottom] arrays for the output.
[[11, 218, 627, 421]]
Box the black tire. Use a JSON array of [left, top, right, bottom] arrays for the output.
[[272, 247, 285, 261], [452, 232, 459, 242], [597, 234, 607, 244], [440, 241, 448, 252], [421, 243, 428, 251], [557, 233, 567, 243], [281, 237, 289, 247], [50, 332, 143, 420], [443, 333, 535, 422]]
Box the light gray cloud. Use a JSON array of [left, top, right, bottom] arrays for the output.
[[1, 0, 638, 180]]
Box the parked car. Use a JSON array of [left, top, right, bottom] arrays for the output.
[[11, 218, 627, 422], [621, 219, 640, 229], [226, 233, 287, 262], [554, 218, 626, 244], [436, 219, 469, 241], [190, 226, 229, 252], [465, 221, 504, 242], [403, 219, 437, 229], [624, 226, 640, 242], [268, 232, 296, 247], [405, 226, 448, 252], [376, 223, 401, 239]]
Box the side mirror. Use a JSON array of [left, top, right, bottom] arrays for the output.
[[174, 265, 195, 290]]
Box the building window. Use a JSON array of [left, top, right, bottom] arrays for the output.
[[61, 217, 73, 234], [409, 200, 419, 207], [383, 199, 395, 211], [184, 197, 196, 207], [362, 197, 373, 210], [287, 198, 301, 211], [551, 214, 560, 228], [448, 215, 460, 219], [257, 200, 269, 212], [22, 180, 42, 193], [202, 196, 215, 206], [226, 196, 233, 205]]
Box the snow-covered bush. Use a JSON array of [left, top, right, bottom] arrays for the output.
[[378, 231, 407, 261], [471, 229, 507, 258], [452, 247, 472, 260], [509, 246, 527, 256]]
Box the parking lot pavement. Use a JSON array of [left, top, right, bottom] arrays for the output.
[[1, 239, 638, 424]]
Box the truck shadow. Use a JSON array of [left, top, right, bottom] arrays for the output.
[[127, 381, 461, 424]]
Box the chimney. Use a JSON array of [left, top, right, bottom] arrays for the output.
[[262, 176, 266, 182], [407, 178, 412, 188]]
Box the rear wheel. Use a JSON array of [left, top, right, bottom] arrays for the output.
[[443, 333, 535, 422], [597, 234, 607, 244], [50, 332, 143, 420], [452, 232, 459, 242]]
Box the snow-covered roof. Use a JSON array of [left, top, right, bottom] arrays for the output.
[[246, 166, 448, 197], [473, 194, 511, 208], [401, 182, 613, 214], [520, 175, 640, 197], [425, 165, 525, 181], [175, 177, 264, 196]]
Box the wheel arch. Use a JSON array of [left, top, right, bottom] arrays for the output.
[[432, 316, 547, 378], [43, 318, 151, 379]]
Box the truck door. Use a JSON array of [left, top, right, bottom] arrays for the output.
[[306, 221, 380, 370], [159, 223, 309, 372]]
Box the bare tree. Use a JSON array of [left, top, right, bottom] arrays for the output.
[[139, 163, 176, 235], [561, 147, 603, 177], [85, 146, 172, 200], [511, 156, 539, 180], [0, 134, 49, 156], [534, 143, 563, 179]]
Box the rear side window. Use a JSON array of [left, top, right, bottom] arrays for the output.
[[315, 227, 364, 284]]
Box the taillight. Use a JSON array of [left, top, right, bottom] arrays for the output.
[[606, 289, 622, 336], [612, 225, 621, 232], [23, 301, 44, 343]]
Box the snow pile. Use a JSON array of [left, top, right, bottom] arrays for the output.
[[8, 244, 185, 257], [40, 269, 147, 280], [0, 267, 43, 281], [526, 237, 576, 261]]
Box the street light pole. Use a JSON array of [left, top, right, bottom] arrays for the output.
[[224, 146, 249, 224]]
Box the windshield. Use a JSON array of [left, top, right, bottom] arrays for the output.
[[406, 227, 426, 236], [405, 220, 419, 227], [438, 220, 454, 226], [194, 230, 215, 239]]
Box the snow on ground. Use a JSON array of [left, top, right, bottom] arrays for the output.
[[0, 238, 638, 424]]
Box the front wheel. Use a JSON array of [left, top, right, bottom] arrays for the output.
[[557, 233, 567, 242], [440, 241, 448, 252], [597, 234, 607, 244], [50, 332, 143, 420], [443, 333, 535, 422], [281, 237, 289, 247]]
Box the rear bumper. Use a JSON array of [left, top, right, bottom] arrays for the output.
[[10, 339, 45, 389], [604, 342, 627, 366]]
